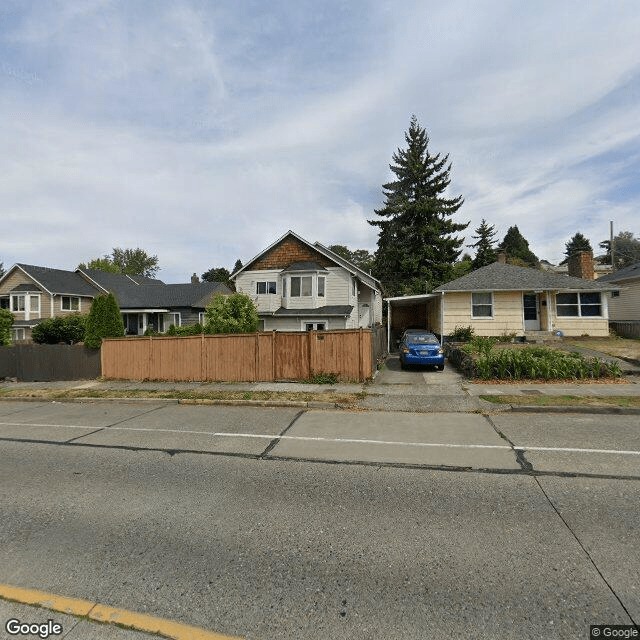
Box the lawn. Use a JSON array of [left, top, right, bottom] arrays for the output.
[[563, 336, 640, 363]]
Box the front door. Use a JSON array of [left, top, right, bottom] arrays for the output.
[[523, 294, 540, 331]]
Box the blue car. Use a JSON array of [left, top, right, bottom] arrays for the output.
[[399, 331, 445, 371]]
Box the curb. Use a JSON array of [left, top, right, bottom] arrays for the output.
[[0, 583, 242, 640], [509, 404, 640, 415]]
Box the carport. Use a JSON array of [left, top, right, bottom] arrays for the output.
[[385, 293, 443, 352]]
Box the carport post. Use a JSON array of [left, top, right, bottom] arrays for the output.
[[387, 300, 391, 353], [440, 291, 444, 346]]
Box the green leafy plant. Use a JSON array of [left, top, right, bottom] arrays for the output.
[[498, 331, 518, 342], [32, 314, 87, 344], [203, 293, 259, 334], [450, 325, 475, 342], [310, 372, 339, 385], [84, 293, 125, 349], [0, 308, 14, 346]]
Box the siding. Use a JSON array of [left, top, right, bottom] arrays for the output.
[[443, 291, 524, 336], [550, 293, 609, 336], [607, 279, 640, 321], [0, 268, 52, 321]]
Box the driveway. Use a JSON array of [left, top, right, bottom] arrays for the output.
[[364, 354, 486, 412]]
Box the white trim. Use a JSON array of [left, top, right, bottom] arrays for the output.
[[60, 295, 81, 312], [555, 291, 603, 318], [471, 291, 494, 319], [301, 319, 327, 331]]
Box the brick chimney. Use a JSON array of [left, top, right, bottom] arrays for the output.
[[496, 252, 507, 264], [567, 250, 594, 280], [191, 273, 199, 284]]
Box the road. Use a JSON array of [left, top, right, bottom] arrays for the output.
[[0, 400, 638, 639]]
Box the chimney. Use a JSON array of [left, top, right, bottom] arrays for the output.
[[497, 252, 507, 264], [191, 273, 199, 284], [567, 250, 594, 280]]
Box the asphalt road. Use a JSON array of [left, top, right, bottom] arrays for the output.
[[0, 401, 638, 639]]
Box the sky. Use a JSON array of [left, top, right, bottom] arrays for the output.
[[1, 0, 639, 283]]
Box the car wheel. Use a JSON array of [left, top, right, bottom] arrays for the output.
[[436, 364, 444, 371]]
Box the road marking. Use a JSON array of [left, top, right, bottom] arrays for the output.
[[0, 583, 243, 640], [1, 421, 640, 455]]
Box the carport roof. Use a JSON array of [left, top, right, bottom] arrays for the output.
[[384, 293, 439, 306]]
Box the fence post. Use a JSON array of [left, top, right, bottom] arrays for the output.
[[307, 330, 313, 378], [358, 327, 363, 381]]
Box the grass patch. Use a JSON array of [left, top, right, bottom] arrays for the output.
[[0, 387, 367, 405], [481, 394, 640, 408]]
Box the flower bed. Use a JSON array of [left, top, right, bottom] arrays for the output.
[[445, 338, 622, 381]]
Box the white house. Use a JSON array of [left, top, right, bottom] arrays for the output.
[[231, 231, 383, 331]]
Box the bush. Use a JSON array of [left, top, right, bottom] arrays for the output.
[[32, 315, 87, 344], [203, 293, 259, 334], [0, 308, 14, 346], [449, 325, 475, 342], [84, 293, 125, 349]]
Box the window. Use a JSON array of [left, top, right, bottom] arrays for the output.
[[256, 281, 276, 295], [0, 297, 8, 309], [11, 328, 26, 341], [611, 291, 620, 298], [199, 312, 206, 325], [61, 296, 80, 311], [317, 277, 325, 297], [556, 292, 601, 317], [29, 295, 40, 313], [169, 312, 181, 327], [471, 292, 493, 317], [11, 295, 25, 312], [305, 322, 326, 331], [282, 278, 287, 298], [291, 276, 312, 297]]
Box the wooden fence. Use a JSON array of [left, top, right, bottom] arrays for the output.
[[609, 321, 640, 339], [101, 329, 375, 382], [0, 344, 101, 381]]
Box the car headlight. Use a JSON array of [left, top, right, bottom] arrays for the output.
[[402, 348, 410, 354], [437, 348, 444, 354]]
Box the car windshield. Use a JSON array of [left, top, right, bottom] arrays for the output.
[[405, 333, 439, 344]]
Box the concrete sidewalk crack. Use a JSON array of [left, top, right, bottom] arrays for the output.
[[260, 410, 305, 458], [535, 477, 637, 627], [483, 414, 535, 474], [65, 404, 169, 444]]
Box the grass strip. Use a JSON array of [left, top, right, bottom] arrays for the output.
[[0, 387, 369, 404], [480, 394, 640, 408]]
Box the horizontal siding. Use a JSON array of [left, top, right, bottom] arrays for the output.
[[608, 280, 640, 321], [443, 291, 524, 336], [553, 319, 609, 336]]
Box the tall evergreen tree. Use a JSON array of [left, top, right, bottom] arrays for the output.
[[369, 116, 467, 295], [499, 226, 539, 268], [232, 259, 243, 273], [468, 219, 498, 269], [599, 231, 640, 269], [563, 232, 592, 261]]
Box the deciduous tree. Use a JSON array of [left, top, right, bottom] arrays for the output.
[[203, 293, 259, 334]]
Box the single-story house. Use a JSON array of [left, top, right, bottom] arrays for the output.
[[231, 230, 383, 331], [384, 258, 620, 350]]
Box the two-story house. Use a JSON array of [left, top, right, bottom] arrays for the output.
[[231, 231, 382, 331]]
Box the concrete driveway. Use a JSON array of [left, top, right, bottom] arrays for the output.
[[364, 354, 486, 412]]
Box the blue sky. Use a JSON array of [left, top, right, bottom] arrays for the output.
[[1, 0, 639, 283]]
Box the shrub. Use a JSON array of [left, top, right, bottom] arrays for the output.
[[84, 293, 125, 349], [203, 293, 259, 334], [449, 325, 475, 342], [310, 372, 339, 384], [498, 331, 518, 342], [32, 314, 87, 344], [0, 308, 14, 346], [175, 322, 204, 336]]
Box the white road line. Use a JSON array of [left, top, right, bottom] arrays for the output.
[[2, 420, 640, 455]]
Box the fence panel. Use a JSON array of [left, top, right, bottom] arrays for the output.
[[610, 321, 640, 339], [0, 344, 101, 381], [102, 329, 374, 382]]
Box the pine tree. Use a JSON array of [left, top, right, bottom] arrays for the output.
[[468, 219, 498, 269], [369, 116, 467, 295], [563, 233, 592, 261], [233, 259, 243, 273], [500, 226, 539, 268]]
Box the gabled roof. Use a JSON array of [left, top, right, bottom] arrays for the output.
[[231, 230, 381, 291], [435, 262, 619, 292], [114, 282, 231, 309], [11, 264, 101, 296], [597, 261, 640, 283], [78, 269, 165, 292]]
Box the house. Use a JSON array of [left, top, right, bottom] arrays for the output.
[[384, 255, 620, 349], [0, 264, 100, 342], [231, 231, 383, 331], [0, 263, 231, 341], [596, 262, 640, 337]]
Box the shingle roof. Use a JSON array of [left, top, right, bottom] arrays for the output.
[[435, 262, 618, 292], [271, 305, 353, 317], [10, 283, 42, 292], [596, 261, 640, 283], [80, 269, 165, 291], [114, 282, 231, 309], [17, 264, 101, 296]]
